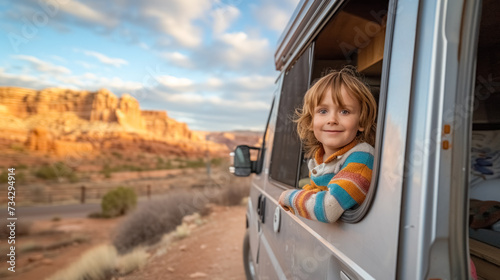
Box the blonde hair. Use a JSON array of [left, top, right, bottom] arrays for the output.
[[295, 66, 377, 158]]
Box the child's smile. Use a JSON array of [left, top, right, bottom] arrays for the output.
[[312, 86, 363, 159]]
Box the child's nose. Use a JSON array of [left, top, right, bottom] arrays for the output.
[[327, 113, 338, 125]]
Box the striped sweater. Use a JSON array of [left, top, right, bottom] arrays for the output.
[[278, 141, 374, 223]]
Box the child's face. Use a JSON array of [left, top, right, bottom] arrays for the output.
[[312, 86, 363, 158]]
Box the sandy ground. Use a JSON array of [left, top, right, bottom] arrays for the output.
[[1, 216, 125, 280], [0, 205, 247, 280], [123, 205, 247, 280]]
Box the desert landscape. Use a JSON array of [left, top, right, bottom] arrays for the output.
[[0, 86, 260, 279]]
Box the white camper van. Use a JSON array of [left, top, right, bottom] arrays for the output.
[[232, 0, 500, 279]]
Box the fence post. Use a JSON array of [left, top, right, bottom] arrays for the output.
[[81, 185, 86, 204], [147, 185, 151, 200]]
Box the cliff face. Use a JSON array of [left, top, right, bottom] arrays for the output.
[[0, 87, 226, 158], [142, 110, 200, 141]]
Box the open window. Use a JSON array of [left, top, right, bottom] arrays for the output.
[[269, 0, 392, 222]]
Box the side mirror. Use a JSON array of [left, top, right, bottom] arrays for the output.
[[230, 145, 261, 177]]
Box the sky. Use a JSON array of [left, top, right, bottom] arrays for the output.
[[0, 0, 300, 132]]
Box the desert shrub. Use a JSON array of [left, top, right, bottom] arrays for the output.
[[181, 158, 205, 168], [15, 164, 28, 169], [34, 162, 77, 181], [0, 172, 8, 183], [101, 164, 112, 178], [101, 187, 137, 218], [156, 157, 174, 170], [100, 164, 144, 177], [10, 143, 25, 152], [0, 170, 25, 184], [111, 151, 122, 159], [213, 183, 251, 206], [0, 220, 32, 239], [19, 242, 44, 253], [210, 157, 226, 167], [112, 190, 208, 254]]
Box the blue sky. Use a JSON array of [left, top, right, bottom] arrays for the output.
[[0, 0, 299, 131]]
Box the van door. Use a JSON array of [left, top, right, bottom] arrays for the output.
[[397, 0, 483, 279]]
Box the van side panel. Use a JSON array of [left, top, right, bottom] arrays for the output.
[[252, 0, 422, 279]]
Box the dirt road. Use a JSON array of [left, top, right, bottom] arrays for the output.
[[123, 205, 248, 280]]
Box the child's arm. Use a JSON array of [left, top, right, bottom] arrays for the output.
[[278, 151, 374, 223]]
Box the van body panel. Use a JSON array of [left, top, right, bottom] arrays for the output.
[[239, 0, 492, 278], [246, 184, 260, 271]]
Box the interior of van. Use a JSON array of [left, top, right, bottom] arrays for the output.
[[291, 0, 500, 278], [468, 0, 500, 278]]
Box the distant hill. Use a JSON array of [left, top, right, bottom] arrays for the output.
[[196, 130, 263, 152]]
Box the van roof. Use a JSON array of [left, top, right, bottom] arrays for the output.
[[274, 0, 338, 71]]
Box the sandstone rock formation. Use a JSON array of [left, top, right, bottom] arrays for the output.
[[0, 87, 227, 158]]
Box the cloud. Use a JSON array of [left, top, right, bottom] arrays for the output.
[[0, 62, 142, 96], [157, 75, 195, 92], [56, 73, 143, 94], [81, 50, 128, 67], [140, 0, 212, 47], [0, 67, 57, 89], [230, 75, 275, 91], [12, 55, 71, 75], [254, 0, 300, 31], [151, 88, 271, 131], [143, 71, 276, 131], [176, 31, 273, 74], [214, 32, 271, 70], [57, 0, 118, 28], [161, 52, 193, 68], [139, 42, 150, 50], [5, 0, 212, 48], [212, 5, 240, 34]]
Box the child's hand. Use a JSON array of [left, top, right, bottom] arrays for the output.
[[278, 191, 295, 215]]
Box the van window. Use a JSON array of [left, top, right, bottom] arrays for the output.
[[269, 46, 312, 187], [269, 0, 391, 221]]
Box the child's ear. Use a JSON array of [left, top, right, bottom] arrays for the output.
[[358, 127, 365, 132]]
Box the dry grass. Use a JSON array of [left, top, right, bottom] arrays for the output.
[[116, 247, 149, 276], [47, 244, 149, 280], [47, 244, 118, 280]]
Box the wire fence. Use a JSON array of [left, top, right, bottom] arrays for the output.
[[3, 183, 174, 205]]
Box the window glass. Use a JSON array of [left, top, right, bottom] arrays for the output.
[[269, 47, 312, 187]]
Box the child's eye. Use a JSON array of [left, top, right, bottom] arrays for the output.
[[340, 109, 350, 115], [317, 108, 327, 114]]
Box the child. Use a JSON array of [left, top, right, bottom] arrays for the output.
[[278, 66, 377, 223]]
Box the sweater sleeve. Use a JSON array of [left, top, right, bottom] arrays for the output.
[[278, 151, 374, 223]]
